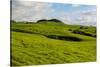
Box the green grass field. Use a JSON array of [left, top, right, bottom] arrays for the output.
[[11, 21, 96, 66]]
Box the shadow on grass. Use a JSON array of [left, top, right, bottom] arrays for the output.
[[12, 28, 83, 41]]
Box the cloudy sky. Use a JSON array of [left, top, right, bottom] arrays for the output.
[[12, 0, 97, 26]]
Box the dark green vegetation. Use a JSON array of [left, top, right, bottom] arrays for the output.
[[37, 19, 63, 23], [11, 20, 96, 66]]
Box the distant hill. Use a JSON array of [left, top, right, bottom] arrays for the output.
[[37, 19, 64, 24]]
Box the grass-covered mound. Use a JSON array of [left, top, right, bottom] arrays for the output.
[[37, 19, 64, 24], [11, 21, 96, 66]]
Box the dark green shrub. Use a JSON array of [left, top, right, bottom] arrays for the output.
[[46, 35, 82, 41], [58, 36, 82, 41], [46, 35, 58, 39], [84, 27, 88, 29], [92, 34, 96, 37], [72, 29, 96, 37], [73, 30, 88, 35], [68, 29, 72, 31], [80, 26, 84, 29], [12, 29, 33, 34]]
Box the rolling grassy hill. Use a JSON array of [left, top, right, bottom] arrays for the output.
[[11, 21, 96, 66]]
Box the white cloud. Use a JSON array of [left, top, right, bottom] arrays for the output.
[[17, 0, 35, 7], [76, 11, 96, 22], [12, 0, 96, 26], [12, 0, 54, 21], [57, 10, 97, 26], [72, 4, 80, 7], [69, 11, 97, 26]]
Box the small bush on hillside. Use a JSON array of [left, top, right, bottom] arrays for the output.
[[92, 34, 96, 37], [72, 29, 96, 37], [72, 30, 84, 34], [46, 35, 58, 39], [80, 26, 88, 29], [84, 27, 88, 29], [46, 35, 82, 41], [68, 29, 72, 31], [80, 26, 84, 29]]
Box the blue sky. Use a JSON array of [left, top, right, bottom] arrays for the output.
[[52, 3, 95, 13], [12, 0, 97, 26]]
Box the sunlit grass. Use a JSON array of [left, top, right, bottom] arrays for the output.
[[11, 22, 96, 66]]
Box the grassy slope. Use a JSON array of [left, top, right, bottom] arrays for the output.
[[11, 22, 96, 66]]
